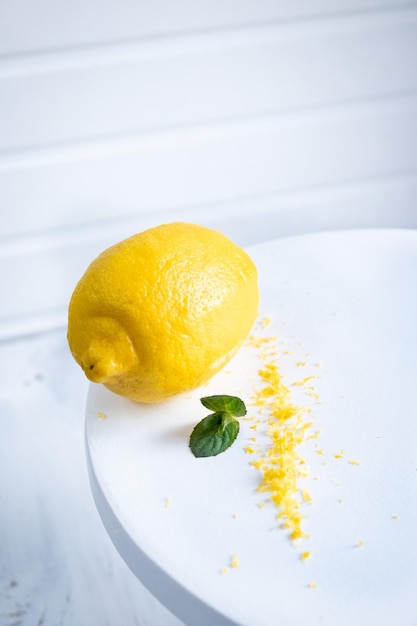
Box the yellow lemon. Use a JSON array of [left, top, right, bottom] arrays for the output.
[[67, 222, 259, 403]]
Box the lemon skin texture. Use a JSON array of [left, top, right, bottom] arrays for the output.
[[67, 222, 259, 403]]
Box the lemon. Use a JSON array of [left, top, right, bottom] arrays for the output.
[[67, 222, 259, 403]]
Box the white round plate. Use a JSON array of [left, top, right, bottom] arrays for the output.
[[86, 229, 417, 626]]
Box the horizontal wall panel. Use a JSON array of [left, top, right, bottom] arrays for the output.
[[1, 9, 416, 153], [0, 1, 413, 57], [1, 173, 417, 340], [1, 94, 416, 239]]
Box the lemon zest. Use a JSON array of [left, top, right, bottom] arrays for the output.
[[249, 333, 322, 545]]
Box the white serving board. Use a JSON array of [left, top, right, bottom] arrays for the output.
[[85, 229, 417, 626]]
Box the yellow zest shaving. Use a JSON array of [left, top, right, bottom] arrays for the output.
[[260, 316, 273, 328], [292, 376, 316, 387], [97, 411, 107, 419], [301, 551, 312, 561], [306, 390, 321, 401], [302, 489, 312, 503], [247, 335, 277, 349], [231, 554, 239, 568]]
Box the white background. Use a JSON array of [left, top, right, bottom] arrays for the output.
[[0, 2, 416, 625]]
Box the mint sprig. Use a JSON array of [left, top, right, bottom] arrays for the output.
[[200, 395, 247, 416], [189, 395, 246, 458]]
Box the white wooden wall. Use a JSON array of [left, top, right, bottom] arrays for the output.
[[1, 1, 417, 339]]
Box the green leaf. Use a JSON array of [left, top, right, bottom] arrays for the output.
[[189, 411, 240, 458], [200, 395, 247, 417]]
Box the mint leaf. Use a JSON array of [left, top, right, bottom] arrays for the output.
[[189, 395, 246, 458], [189, 411, 240, 458], [200, 395, 247, 417]]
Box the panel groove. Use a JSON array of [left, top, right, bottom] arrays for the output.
[[1, 5, 416, 76], [2, 169, 417, 252], [1, 1, 416, 58], [1, 91, 416, 170]]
